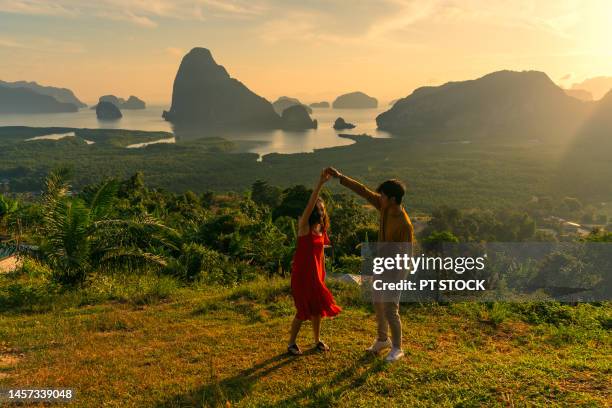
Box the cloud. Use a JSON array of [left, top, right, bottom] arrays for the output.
[[256, 0, 585, 48], [165, 47, 184, 57], [367, 0, 584, 42], [0, 35, 83, 53], [125, 13, 157, 27], [258, 12, 347, 44], [0, 37, 22, 48], [0, 0, 77, 16], [0, 0, 589, 51], [96, 9, 158, 27], [0, 0, 267, 27], [200, 0, 265, 17]]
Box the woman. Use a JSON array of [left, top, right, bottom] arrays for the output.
[[287, 170, 341, 355]]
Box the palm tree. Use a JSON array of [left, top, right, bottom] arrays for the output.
[[40, 170, 175, 284], [0, 194, 18, 236]]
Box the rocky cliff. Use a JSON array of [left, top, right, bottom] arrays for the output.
[[162, 47, 281, 128], [96, 101, 122, 120]]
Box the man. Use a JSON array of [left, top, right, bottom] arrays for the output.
[[325, 167, 414, 362]]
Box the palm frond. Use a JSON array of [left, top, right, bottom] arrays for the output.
[[88, 179, 120, 221], [100, 247, 168, 267], [41, 197, 91, 278], [43, 167, 71, 204]]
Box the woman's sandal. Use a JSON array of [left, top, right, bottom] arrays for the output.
[[315, 341, 330, 352], [287, 343, 303, 356]]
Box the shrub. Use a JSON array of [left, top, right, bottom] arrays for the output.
[[83, 273, 178, 305], [19, 256, 52, 278], [166, 243, 228, 283], [487, 302, 512, 326], [336, 254, 362, 274]]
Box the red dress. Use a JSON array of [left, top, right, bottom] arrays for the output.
[[291, 230, 342, 321]]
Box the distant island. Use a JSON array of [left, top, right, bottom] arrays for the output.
[[162, 47, 317, 130], [272, 96, 312, 115], [333, 117, 355, 130], [92, 95, 146, 110], [0, 80, 86, 108], [309, 101, 329, 108], [376, 70, 601, 140], [96, 101, 122, 120], [0, 86, 79, 113], [332, 91, 378, 109], [280, 105, 317, 130]]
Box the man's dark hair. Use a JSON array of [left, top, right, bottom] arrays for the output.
[[376, 179, 406, 204]]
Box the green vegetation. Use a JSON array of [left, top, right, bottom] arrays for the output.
[[0, 127, 237, 193], [0, 149, 610, 405], [6, 170, 592, 286], [2, 126, 612, 213]]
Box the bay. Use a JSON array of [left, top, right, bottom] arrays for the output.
[[0, 106, 391, 156]]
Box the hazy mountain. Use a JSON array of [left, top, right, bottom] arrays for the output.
[[579, 90, 612, 139], [93, 95, 145, 110], [272, 96, 312, 115], [564, 89, 593, 101], [96, 101, 122, 120], [0, 80, 86, 108], [0, 86, 79, 113], [333, 92, 378, 109], [99, 95, 126, 106], [376, 70, 591, 139], [309, 101, 329, 108], [123, 96, 146, 109], [162, 47, 281, 128], [571, 76, 612, 100], [280, 105, 317, 130]]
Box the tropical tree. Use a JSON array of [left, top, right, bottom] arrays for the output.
[[40, 170, 174, 284], [251, 179, 282, 208], [0, 194, 18, 236]]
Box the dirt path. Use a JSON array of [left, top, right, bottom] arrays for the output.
[[0, 256, 20, 273]]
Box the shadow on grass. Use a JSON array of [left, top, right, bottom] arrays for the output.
[[154, 351, 295, 407], [154, 351, 385, 407], [268, 353, 387, 407]]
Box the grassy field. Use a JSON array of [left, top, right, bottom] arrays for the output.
[[1, 271, 610, 407]]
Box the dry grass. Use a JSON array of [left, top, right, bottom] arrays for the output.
[[0, 278, 610, 407]]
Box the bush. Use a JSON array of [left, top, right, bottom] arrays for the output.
[[165, 243, 228, 283], [83, 273, 178, 305], [19, 256, 52, 278], [510, 302, 609, 329], [336, 254, 362, 274], [487, 302, 512, 326], [0, 280, 58, 312]]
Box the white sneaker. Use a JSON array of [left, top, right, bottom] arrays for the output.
[[366, 338, 391, 354], [385, 347, 405, 362]]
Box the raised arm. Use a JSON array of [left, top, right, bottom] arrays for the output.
[[325, 167, 381, 210], [298, 170, 331, 235]]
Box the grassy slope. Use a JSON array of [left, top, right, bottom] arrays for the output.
[[1, 277, 609, 407]]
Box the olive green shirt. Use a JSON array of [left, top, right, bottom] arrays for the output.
[[340, 175, 414, 243]]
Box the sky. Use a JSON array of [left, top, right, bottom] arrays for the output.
[[1, 0, 612, 105]]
